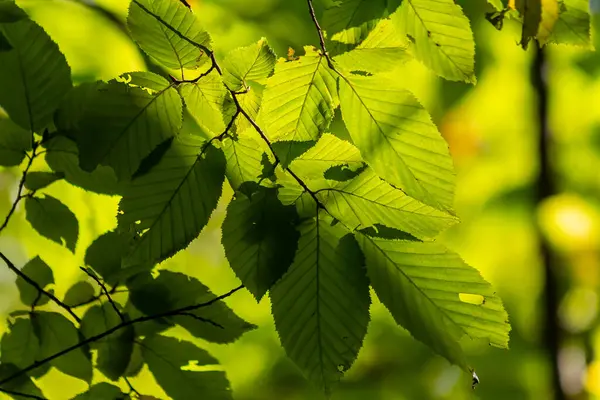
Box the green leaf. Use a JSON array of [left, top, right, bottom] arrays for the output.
[[333, 18, 412, 73], [77, 77, 183, 180], [15, 256, 54, 306], [71, 383, 127, 400], [234, 83, 263, 133], [80, 304, 134, 381], [63, 281, 96, 307], [275, 169, 318, 219], [24, 171, 64, 191], [322, 0, 388, 35], [32, 311, 93, 382], [118, 136, 225, 266], [128, 271, 256, 343], [392, 0, 476, 83], [1, 317, 39, 369], [222, 38, 276, 91], [44, 136, 124, 196], [140, 335, 233, 400], [316, 169, 457, 240], [0, 16, 72, 132], [222, 133, 269, 195], [0, 0, 28, 23], [271, 140, 316, 168], [85, 230, 135, 285], [177, 71, 230, 136], [25, 195, 79, 252], [356, 234, 510, 369], [127, 0, 211, 70], [53, 82, 101, 138], [338, 74, 455, 211], [546, 0, 591, 47], [261, 47, 337, 143], [270, 214, 370, 394], [515, 0, 542, 48], [222, 187, 300, 301], [0, 363, 44, 400], [0, 118, 31, 166]]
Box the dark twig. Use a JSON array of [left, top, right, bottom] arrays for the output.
[[306, 0, 334, 69], [0, 285, 244, 387], [179, 0, 192, 9], [0, 387, 46, 399], [0, 252, 82, 324], [71, 288, 127, 308], [178, 312, 224, 329], [123, 377, 141, 397], [0, 143, 36, 234], [81, 267, 125, 323]]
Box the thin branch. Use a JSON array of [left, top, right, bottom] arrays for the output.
[[0, 387, 46, 399], [0, 144, 36, 234], [0, 252, 82, 324], [81, 267, 125, 323], [306, 0, 334, 69], [123, 377, 141, 397], [179, 0, 192, 9], [178, 312, 224, 329], [71, 288, 128, 308], [0, 285, 244, 387]]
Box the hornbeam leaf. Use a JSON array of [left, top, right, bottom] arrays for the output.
[[15, 256, 54, 306], [0, 14, 72, 132], [141, 335, 233, 400], [25, 195, 79, 253], [0, 364, 44, 399], [72, 383, 127, 400], [357, 234, 510, 369], [127, 0, 212, 70], [77, 76, 183, 180], [316, 170, 457, 240], [322, 0, 388, 35], [0, 117, 31, 166], [222, 133, 268, 194], [338, 74, 455, 212], [118, 135, 225, 266], [270, 213, 370, 394], [260, 47, 337, 143], [222, 38, 276, 91], [515, 0, 542, 48], [1, 317, 39, 369], [24, 171, 64, 191], [392, 0, 476, 83], [222, 186, 300, 301], [546, 0, 591, 47]]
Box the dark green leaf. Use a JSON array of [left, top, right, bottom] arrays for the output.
[[222, 187, 299, 301], [140, 334, 233, 400], [25, 195, 79, 252], [1, 317, 39, 369], [270, 213, 371, 394], [271, 140, 315, 168], [129, 271, 255, 343], [24, 171, 64, 191], [63, 281, 96, 307], [32, 311, 92, 382], [15, 256, 54, 306], [124, 342, 145, 377], [323, 0, 387, 35], [85, 230, 135, 285], [132, 136, 174, 179], [0, 0, 28, 23], [0, 16, 72, 132], [0, 118, 31, 166], [0, 363, 45, 399], [71, 383, 127, 400], [53, 81, 101, 140]]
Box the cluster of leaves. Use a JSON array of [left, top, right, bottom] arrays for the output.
[[0, 0, 594, 398]]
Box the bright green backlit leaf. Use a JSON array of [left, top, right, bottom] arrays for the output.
[[393, 0, 476, 83], [546, 0, 591, 47], [118, 136, 225, 266], [322, 0, 387, 35], [271, 214, 370, 394], [0, 118, 31, 166], [271, 140, 316, 168], [25, 195, 79, 253], [357, 234, 510, 369], [222, 186, 300, 301], [222, 133, 268, 194], [1, 317, 39, 369], [222, 38, 276, 91], [15, 256, 54, 307], [24, 171, 64, 191], [338, 74, 455, 212], [141, 335, 233, 400], [0, 15, 72, 132]]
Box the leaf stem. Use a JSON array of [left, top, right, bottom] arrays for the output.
[[306, 0, 335, 69]]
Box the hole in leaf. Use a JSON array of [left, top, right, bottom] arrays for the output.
[[337, 364, 346, 372], [472, 370, 480, 389], [181, 360, 223, 372], [459, 293, 485, 305]]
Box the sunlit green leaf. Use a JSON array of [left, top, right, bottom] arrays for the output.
[[547, 0, 591, 47], [222, 133, 269, 194], [322, 0, 387, 35], [15, 256, 54, 307], [25, 195, 79, 252], [222, 38, 276, 91]]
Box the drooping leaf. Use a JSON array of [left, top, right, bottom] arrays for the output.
[[77, 77, 183, 180], [129, 271, 256, 343], [0, 14, 72, 132], [127, 0, 211, 71], [80, 303, 134, 381], [392, 0, 476, 83], [270, 214, 371, 394], [24, 171, 64, 191], [44, 136, 124, 196], [356, 234, 510, 369], [322, 0, 388, 35], [222, 186, 300, 301], [15, 256, 54, 307], [222, 133, 269, 194], [1, 317, 39, 369], [0, 363, 44, 400], [140, 335, 233, 400], [118, 136, 225, 266], [260, 47, 337, 143], [0, 118, 31, 166], [338, 74, 455, 211], [333, 18, 412, 73], [316, 170, 457, 240], [32, 311, 93, 383], [63, 281, 96, 307], [222, 38, 276, 91], [25, 195, 79, 252], [515, 0, 542, 48], [71, 383, 127, 400], [177, 70, 230, 136]]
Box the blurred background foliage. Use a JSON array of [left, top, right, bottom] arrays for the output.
[[1, 0, 600, 399]]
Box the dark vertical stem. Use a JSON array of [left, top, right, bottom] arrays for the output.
[[532, 43, 564, 400]]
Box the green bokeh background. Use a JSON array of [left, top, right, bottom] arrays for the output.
[[1, 0, 600, 399]]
